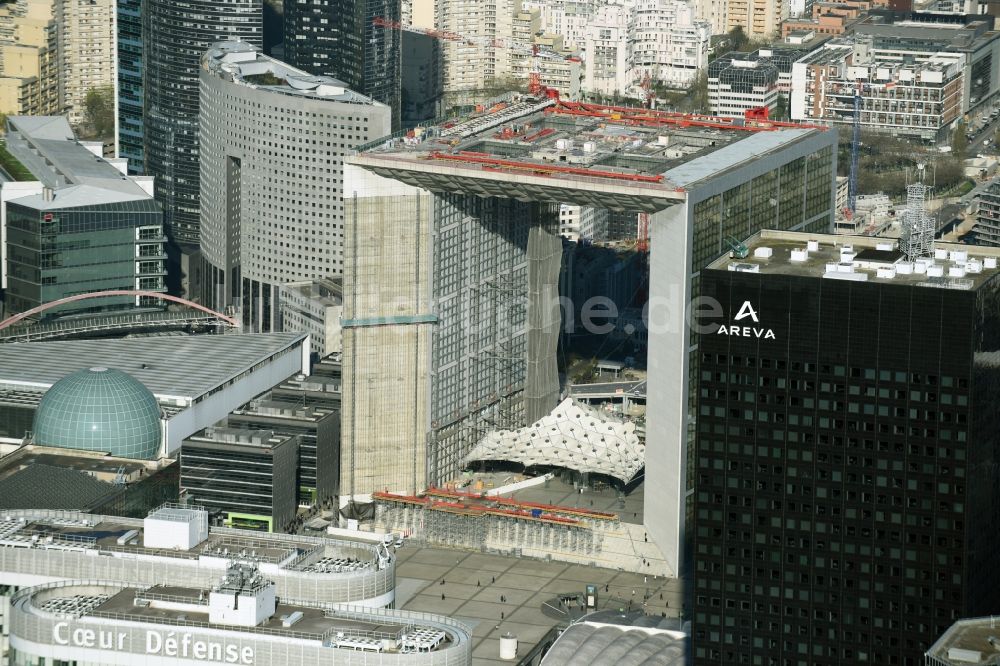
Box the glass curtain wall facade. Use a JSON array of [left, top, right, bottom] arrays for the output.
[[692, 268, 1000, 665], [5, 200, 165, 316], [116, 0, 143, 174], [142, 0, 262, 244], [282, 0, 401, 128]]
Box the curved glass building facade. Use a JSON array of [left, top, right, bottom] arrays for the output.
[[33, 367, 162, 459], [142, 0, 262, 245]]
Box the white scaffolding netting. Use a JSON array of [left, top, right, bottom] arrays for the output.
[[464, 398, 644, 482]]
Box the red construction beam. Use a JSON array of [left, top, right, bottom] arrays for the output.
[[544, 101, 828, 132], [427, 151, 664, 183]]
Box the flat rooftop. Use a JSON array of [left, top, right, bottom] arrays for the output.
[[203, 41, 384, 108], [924, 617, 1000, 665], [0, 509, 381, 570], [706, 230, 1000, 291], [23, 581, 465, 654], [0, 332, 307, 403], [351, 93, 829, 211]]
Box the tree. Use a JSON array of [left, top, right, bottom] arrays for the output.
[[773, 94, 789, 121], [689, 72, 710, 114], [728, 26, 750, 53], [83, 86, 115, 140], [951, 120, 969, 160]]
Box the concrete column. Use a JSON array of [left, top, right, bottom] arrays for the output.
[[644, 201, 692, 579], [341, 164, 435, 501]]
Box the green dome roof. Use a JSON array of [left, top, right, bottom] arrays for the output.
[[33, 367, 162, 459]]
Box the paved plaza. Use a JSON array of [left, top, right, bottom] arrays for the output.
[[394, 545, 684, 665]]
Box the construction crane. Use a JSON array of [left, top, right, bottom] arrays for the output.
[[847, 79, 863, 217], [637, 212, 650, 252]]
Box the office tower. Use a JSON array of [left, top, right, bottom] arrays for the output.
[[228, 399, 341, 509], [143, 0, 262, 245], [282, 0, 401, 128], [180, 427, 299, 532], [3, 116, 164, 317], [198, 41, 391, 332], [340, 96, 837, 573], [710, 50, 802, 119], [116, 0, 142, 173], [692, 231, 1000, 664]]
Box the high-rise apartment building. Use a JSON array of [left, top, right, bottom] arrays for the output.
[[198, 42, 390, 332], [54, 0, 114, 125], [725, 0, 786, 38], [584, 4, 629, 97], [0, 0, 58, 117], [0, 0, 116, 123], [692, 231, 1000, 665], [436, 0, 515, 107], [974, 177, 1000, 246], [143, 0, 262, 245], [629, 0, 710, 90], [282, 0, 401, 128], [115, 0, 142, 173]]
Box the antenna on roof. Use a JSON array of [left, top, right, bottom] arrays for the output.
[[899, 163, 934, 262]]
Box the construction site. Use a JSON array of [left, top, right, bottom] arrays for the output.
[[341, 88, 838, 578]]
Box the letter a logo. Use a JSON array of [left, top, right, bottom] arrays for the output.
[[734, 301, 759, 323]]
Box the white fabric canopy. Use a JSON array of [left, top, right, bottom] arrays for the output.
[[465, 398, 644, 482]]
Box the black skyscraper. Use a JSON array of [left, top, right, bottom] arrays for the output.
[[692, 231, 1000, 666], [143, 0, 263, 246], [282, 0, 401, 128]]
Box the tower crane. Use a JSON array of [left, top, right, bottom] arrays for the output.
[[847, 79, 863, 218]]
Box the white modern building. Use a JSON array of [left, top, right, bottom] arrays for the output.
[[628, 0, 710, 91], [279, 278, 344, 359], [7, 558, 469, 666], [198, 41, 391, 333], [708, 49, 802, 118], [584, 5, 630, 97], [341, 94, 839, 577]]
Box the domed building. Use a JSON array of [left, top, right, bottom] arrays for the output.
[[32, 367, 162, 459]]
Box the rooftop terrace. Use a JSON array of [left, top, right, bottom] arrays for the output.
[[707, 230, 1000, 291], [351, 93, 829, 211], [925, 616, 1000, 665]]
